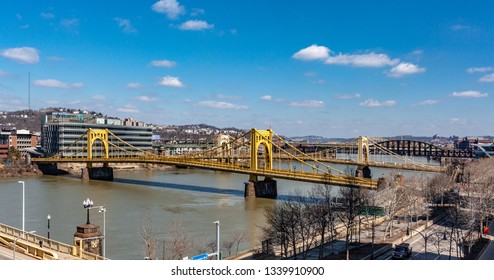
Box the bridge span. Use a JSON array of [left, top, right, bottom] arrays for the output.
[[31, 128, 445, 197]]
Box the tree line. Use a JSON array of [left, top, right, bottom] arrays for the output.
[[260, 157, 494, 260]]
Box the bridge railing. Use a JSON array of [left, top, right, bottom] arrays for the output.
[[0, 222, 103, 260]]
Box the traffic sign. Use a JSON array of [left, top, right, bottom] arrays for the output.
[[191, 253, 209, 260]]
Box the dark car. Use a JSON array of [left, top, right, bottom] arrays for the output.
[[392, 243, 412, 259]]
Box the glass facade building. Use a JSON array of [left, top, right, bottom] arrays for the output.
[[41, 113, 153, 157]]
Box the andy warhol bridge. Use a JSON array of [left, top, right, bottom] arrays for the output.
[[32, 128, 445, 198]]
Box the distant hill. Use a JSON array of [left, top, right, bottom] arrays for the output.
[[287, 135, 356, 143], [0, 108, 247, 141]]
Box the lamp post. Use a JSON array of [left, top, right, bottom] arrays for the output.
[[214, 220, 220, 260], [99, 206, 106, 260], [82, 198, 107, 260], [83, 198, 93, 224], [406, 227, 447, 260], [47, 214, 51, 240], [17, 181, 25, 232]]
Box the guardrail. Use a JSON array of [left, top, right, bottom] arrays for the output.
[[0, 223, 103, 260]]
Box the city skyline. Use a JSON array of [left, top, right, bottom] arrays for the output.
[[0, 1, 493, 138]]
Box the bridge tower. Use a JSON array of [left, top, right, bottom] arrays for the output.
[[356, 136, 372, 178], [216, 134, 231, 162], [87, 129, 110, 167], [81, 128, 113, 181], [244, 129, 277, 198]]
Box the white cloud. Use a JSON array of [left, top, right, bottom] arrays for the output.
[[467, 67, 494, 73], [359, 99, 396, 107], [450, 118, 467, 125], [197, 101, 248, 110], [150, 60, 176, 67], [157, 76, 185, 87], [260, 95, 272, 101], [118, 105, 140, 113], [292, 44, 330, 61], [326, 52, 399, 67], [215, 94, 241, 100], [40, 12, 55, 19], [415, 99, 439, 106], [451, 24, 470, 31], [137, 96, 158, 102], [334, 93, 361, 100], [387, 62, 426, 77], [60, 18, 79, 28], [70, 82, 84, 88], [152, 0, 185, 19], [114, 17, 137, 33], [33, 79, 84, 88], [0, 70, 8, 76], [179, 20, 214, 31], [126, 82, 142, 89], [190, 8, 205, 17], [288, 100, 325, 107], [1, 47, 40, 64], [451, 90, 488, 98], [479, 73, 494, 82]]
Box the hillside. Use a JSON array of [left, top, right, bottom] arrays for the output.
[[0, 108, 247, 141]]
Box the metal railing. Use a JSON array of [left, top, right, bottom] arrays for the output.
[[0, 222, 103, 260]]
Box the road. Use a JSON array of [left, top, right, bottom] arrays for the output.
[[0, 245, 37, 260]]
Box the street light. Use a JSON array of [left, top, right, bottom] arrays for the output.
[[406, 227, 447, 260], [83, 198, 93, 224], [82, 198, 106, 260], [17, 181, 25, 232], [47, 214, 51, 240], [99, 206, 106, 260], [214, 220, 220, 260]]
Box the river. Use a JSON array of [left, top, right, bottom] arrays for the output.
[[0, 158, 440, 260]]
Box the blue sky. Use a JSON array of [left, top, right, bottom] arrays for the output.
[[0, 0, 493, 138]]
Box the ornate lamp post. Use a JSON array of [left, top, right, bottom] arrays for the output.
[[83, 198, 93, 224], [81, 198, 107, 259]]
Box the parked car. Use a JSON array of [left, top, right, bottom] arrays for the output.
[[392, 243, 412, 259]]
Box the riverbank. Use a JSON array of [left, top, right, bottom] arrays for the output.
[[57, 162, 176, 175], [0, 162, 176, 178], [0, 162, 43, 178]]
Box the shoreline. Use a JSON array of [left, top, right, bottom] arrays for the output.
[[57, 162, 177, 175], [0, 162, 176, 178]]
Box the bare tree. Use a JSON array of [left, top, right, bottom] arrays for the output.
[[166, 219, 193, 260], [232, 229, 247, 255], [222, 240, 235, 257], [309, 183, 335, 259], [137, 212, 158, 260], [337, 185, 363, 260]]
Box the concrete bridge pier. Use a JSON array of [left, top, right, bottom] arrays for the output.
[[244, 176, 277, 199], [81, 167, 114, 181], [355, 165, 372, 179]]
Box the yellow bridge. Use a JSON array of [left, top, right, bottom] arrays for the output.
[[31, 128, 444, 194]]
